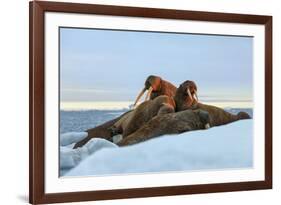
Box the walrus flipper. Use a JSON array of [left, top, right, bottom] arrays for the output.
[[73, 110, 132, 149]]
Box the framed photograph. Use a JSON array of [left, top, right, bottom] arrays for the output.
[[29, 1, 272, 204]]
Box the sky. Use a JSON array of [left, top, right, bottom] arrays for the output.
[[60, 27, 253, 107]]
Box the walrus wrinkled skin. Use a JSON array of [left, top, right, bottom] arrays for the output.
[[111, 95, 176, 138], [117, 109, 210, 146], [133, 75, 177, 107], [174, 80, 251, 127]]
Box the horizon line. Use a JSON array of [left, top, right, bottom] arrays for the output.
[[60, 100, 253, 111]]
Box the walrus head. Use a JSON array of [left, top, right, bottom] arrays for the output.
[[133, 75, 162, 107], [174, 80, 198, 111]]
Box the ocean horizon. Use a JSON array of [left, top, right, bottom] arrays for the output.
[[60, 100, 253, 111]]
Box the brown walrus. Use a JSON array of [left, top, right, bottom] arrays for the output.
[[115, 80, 250, 146], [117, 109, 210, 146], [174, 80, 251, 127], [108, 81, 197, 145], [110, 95, 176, 138], [73, 76, 177, 149], [133, 75, 177, 107], [74, 78, 251, 148]]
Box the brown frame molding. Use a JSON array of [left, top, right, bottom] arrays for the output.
[[29, 1, 272, 204]]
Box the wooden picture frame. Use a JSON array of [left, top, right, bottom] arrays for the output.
[[29, 1, 272, 204]]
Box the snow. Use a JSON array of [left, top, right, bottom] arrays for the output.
[[61, 120, 253, 177], [60, 136, 118, 175], [60, 132, 88, 146]]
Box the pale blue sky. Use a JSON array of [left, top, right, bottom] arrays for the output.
[[60, 27, 253, 103]]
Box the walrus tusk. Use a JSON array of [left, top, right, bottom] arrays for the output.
[[187, 88, 193, 102], [133, 87, 146, 107], [193, 90, 198, 102], [205, 123, 210, 129], [145, 86, 153, 101]]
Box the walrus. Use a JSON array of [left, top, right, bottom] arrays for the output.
[[73, 75, 177, 149], [108, 81, 197, 145], [110, 95, 176, 138], [114, 80, 250, 146], [133, 75, 177, 107], [174, 80, 251, 127], [117, 109, 210, 146]]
